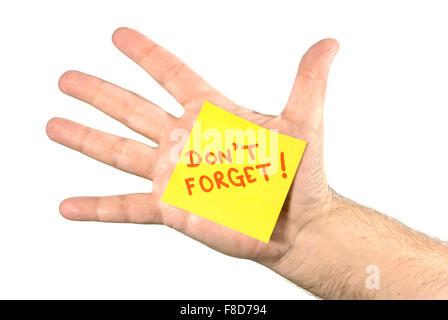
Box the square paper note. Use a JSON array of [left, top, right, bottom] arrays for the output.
[[162, 101, 307, 242]]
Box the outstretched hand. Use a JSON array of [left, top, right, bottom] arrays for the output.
[[46, 27, 339, 268]]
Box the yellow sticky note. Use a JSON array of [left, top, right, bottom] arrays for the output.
[[162, 101, 307, 242]]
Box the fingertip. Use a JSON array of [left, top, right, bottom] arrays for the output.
[[46, 117, 62, 140], [319, 38, 340, 54], [112, 27, 155, 61], [322, 38, 340, 61], [306, 38, 340, 61], [297, 38, 340, 81], [112, 26, 131, 36], [58, 70, 79, 94], [59, 198, 79, 220], [283, 38, 340, 120], [112, 27, 133, 46]]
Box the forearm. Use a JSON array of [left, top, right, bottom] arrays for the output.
[[267, 190, 448, 299]]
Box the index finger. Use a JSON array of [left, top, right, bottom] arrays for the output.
[[112, 27, 218, 109]]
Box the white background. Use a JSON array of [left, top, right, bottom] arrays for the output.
[[1, 0, 447, 299]]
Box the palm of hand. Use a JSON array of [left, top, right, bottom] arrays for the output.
[[47, 28, 338, 267]]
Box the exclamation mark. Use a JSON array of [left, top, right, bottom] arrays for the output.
[[280, 152, 287, 178]]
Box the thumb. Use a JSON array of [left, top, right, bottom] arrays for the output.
[[282, 38, 339, 130]]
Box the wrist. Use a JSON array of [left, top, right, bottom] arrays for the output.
[[263, 189, 341, 290], [267, 190, 448, 299], [264, 190, 382, 298]]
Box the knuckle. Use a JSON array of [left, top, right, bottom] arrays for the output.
[[110, 137, 128, 168]]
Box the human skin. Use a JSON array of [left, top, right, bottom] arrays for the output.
[[46, 27, 448, 299]]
